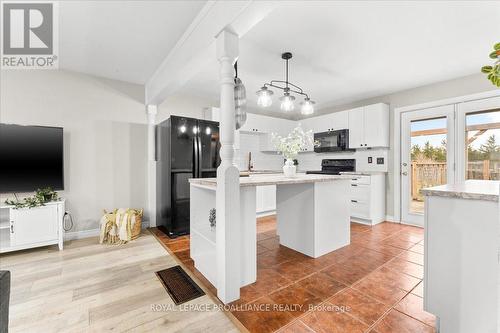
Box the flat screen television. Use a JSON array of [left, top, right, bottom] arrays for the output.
[[0, 124, 64, 193]]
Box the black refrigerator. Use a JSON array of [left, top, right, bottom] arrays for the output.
[[156, 116, 221, 238]]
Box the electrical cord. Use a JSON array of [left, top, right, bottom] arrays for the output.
[[63, 212, 74, 231]]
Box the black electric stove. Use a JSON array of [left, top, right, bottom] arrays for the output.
[[306, 159, 355, 175]]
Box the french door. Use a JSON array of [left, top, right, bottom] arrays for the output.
[[400, 105, 456, 226]]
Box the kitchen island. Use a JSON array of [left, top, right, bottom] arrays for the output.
[[421, 180, 500, 333], [188, 173, 352, 298]]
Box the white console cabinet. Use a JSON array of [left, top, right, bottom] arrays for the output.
[[0, 200, 65, 253]]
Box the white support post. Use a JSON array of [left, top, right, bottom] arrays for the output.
[[146, 105, 157, 227], [215, 28, 240, 303]]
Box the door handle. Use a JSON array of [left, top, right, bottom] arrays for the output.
[[197, 137, 202, 178], [193, 139, 199, 177], [10, 221, 14, 233]]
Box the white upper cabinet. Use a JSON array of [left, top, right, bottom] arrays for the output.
[[239, 113, 295, 151], [207, 103, 388, 153], [363, 103, 389, 148], [315, 111, 349, 133], [348, 107, 365, 148], [348, 103, 389, 149], [239, 113, 264, 133]]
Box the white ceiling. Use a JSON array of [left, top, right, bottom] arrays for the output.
[[179, 1, 500, 115], [58, 1, 500, 114], [59, 0, 206, 84]]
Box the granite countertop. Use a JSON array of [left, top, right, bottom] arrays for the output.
[[239, 170, 283, 176], [189, 173, 352, 187], [340, 171, 387, 176], [420, 180, 500, 202]]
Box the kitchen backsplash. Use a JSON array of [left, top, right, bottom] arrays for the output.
[[236, 132, 389, 173], [236, 133, 283, 171], [297, 148, 389, 172]]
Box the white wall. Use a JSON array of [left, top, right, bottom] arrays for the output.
[[157, 92, 214, 123], [0, 70, 148, 232]]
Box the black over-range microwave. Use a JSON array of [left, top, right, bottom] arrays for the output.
[[314, 129, 353, 153]]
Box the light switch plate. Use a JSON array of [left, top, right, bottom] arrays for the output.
[[377, 157, 384, 164], [368, 157, 372, 164]]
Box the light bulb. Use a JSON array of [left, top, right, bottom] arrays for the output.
[[256, 86, 273, 107], [300, 98, 315, 115], [205, 127, 211, 135], [179, 125, 186, 133], [279, 93, 295, 112]]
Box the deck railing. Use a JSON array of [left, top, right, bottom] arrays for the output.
[[411, 160, 500, 201]]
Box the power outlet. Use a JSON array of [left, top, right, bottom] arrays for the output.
[[377, 157, 384, 165], [368, 157, 373, 164]]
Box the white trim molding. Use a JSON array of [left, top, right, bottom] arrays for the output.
[[384, 215, 397, 223], [64, 228, 100, 241], [64, 221, 151, 241], [393, 89, 500, 225]]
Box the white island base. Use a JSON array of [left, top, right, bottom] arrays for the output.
[[189, 174, 351, 297], [422, 181, 500, 333]]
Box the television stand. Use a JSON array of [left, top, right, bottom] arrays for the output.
[[0, 200, 65, 253]]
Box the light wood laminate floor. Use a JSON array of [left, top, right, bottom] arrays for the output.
[[0, 232, 238, 333]]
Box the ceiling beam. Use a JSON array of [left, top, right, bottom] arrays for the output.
[[145, 0, 279, 106], [411, 122, 500, 138]]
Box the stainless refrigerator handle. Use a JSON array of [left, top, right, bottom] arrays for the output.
[[193, 137, 199, 178], [197, 136, 203, 178]]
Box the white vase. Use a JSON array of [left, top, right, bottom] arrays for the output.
[[283, 159, 297, 177]]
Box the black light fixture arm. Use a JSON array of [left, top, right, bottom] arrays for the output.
[[263, 81, 309, 99]]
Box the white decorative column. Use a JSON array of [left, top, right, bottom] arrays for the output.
[[215, 28, 241, 303], [146, 104, 157, 227]]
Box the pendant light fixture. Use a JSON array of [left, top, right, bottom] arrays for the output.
[[234, 61, 247, 129], [256, 52, 315, 115]]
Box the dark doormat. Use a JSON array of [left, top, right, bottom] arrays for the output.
[[156, 266, 205, 305]]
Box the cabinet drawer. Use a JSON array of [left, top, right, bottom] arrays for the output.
[[350, 175, 370, 185], [350, 184, 370, 202], [351, 200, 369, 218]]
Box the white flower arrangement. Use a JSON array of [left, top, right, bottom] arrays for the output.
[[272, 125, 316, 160]]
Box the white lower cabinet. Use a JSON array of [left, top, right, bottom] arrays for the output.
[[347, 174, 386, 225], [256, 185, 276, 215]]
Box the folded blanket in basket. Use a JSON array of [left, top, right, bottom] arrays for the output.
[[99, 208, 142, 244]]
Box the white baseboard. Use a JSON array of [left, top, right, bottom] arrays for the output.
[[64, 221, 150, 241], [64, 228, 100, 241], [385, 215, 398, 223], [257, 210, 276, 218]]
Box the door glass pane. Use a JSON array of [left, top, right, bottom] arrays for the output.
[[465, 110, 500, 180], [410, 117, 448, 214]]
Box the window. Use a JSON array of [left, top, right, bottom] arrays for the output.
[[410, 117, 448, 214], [465, 110, 500, 180]]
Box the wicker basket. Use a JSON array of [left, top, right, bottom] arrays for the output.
[[102, 208, 143, 241], [130, 209, 143, 240]]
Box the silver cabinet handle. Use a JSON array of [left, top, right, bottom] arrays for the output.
[[351, 184, 358, 187], [351, 200, 358, 203], [10, 221, 14, 233], [402, 171, 408, 176]]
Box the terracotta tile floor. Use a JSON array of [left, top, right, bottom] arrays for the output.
[[151, 215, 436, 333]]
